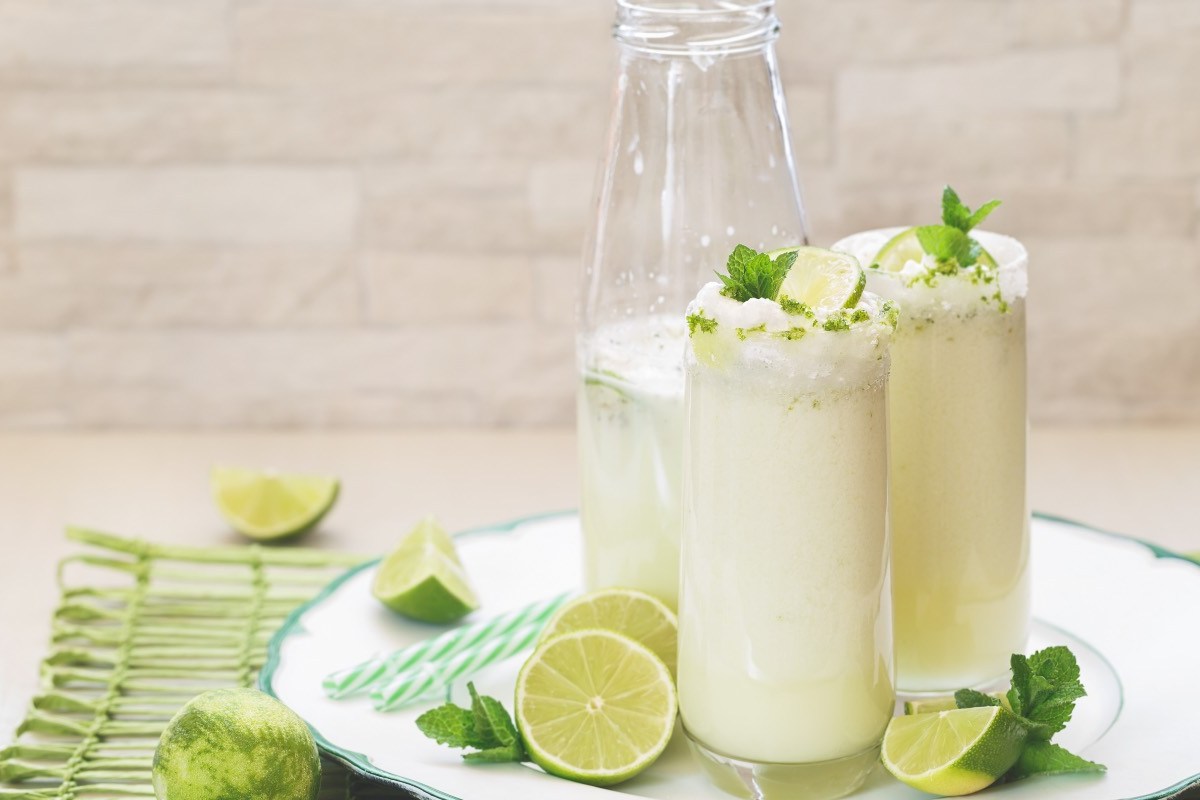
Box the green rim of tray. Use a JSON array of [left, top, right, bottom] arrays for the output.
[[259, 510, 1200, 800]]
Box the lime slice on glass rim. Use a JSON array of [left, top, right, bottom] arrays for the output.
[[769, 245, 866, 315], [371, 516, 480, 624], [874, 227, 998, 273], [538, 588, 678, 678], [211, 467, 339, 541], [882, 706, 1028, 796], [516, 629, 676, 786]]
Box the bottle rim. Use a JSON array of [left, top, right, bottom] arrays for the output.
[[616, 0, 774, 15], [614, 0, 780, 55]]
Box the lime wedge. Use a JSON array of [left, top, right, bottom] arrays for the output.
[[882, 706, 1028, 796], [211, 467, 339, 541], [770, 245, 866, 315], [515, 629, 676, 786], [874, 227, 998, 272], [903, 692, 1009, 715], [371, 516, 480, 624], [539, 588, 678, 678]]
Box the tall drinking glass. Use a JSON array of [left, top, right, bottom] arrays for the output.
[[578, 0, 808, 608], [835, 227, 1030, 694], [678, 266, 896, 799]]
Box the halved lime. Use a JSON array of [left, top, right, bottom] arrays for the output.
[[371, 516, 480, 624], [903, 692, 1009, 715], [515, 629, 676, 786], [770, 245, 866, 315], [874, 227, 998, 272], [211, 467, 339, 541], [882, 706, 1028, 796], [538, 588, 678, 678]]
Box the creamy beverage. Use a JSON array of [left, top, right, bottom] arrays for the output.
[[836, 223, 1030, 693]]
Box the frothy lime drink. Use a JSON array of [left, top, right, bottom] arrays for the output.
[[577, 315, 684, 607], [678, 246, 897, 800], [835, 188, 1030, 693]]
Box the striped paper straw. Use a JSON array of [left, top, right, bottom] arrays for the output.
[[371, 621, 546, 710], [322, 592, 571, 699]]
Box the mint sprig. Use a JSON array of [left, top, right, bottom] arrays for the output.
[[955, 646, 1105, 780], [916, 185, 1001, 267], [716, 245, 796, 302], [415, 682, 526, 763]]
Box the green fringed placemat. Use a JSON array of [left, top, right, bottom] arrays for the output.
[[0, 527, 401, 800]]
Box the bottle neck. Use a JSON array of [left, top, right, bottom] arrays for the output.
[[614, 0, 779, 56]]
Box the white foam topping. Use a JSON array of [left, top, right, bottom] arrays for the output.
[[685, 281, 894, 394], [834, 227, 1028, 318]]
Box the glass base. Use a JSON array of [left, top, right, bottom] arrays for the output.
[[684, 728, 880, 800]]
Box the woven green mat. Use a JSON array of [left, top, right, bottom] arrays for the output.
[[0, 527, 403, 799]]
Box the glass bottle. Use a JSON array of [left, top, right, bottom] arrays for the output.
[[577, 0, 808, 610]]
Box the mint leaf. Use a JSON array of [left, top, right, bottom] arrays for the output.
[[940, 185, 1001, 232], [468, 682, 524, 758], [1009, 741, 1105, 780], [1020, 647, 1086, 737], [1006, 652, 1032, 717], [942, 186, 972, 231], [967, 199, 1002, 230], [716, 245, 795, 302], [955, 689, 1001, 709], [464, 744, 525, 763], [415, 684, 525, 763], [416, 704, 481, 748], [773, 250, 799, 274], [915, 225, 976, 266], [726, 244, 756, 275]]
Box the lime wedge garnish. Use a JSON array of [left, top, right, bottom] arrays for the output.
[[371, 516, 480, 624], [903, 692, 1009, 715], [874, 227, 998, 272], [538, 588, 678, 678], [770, 245, 866, 314], [515, 629, 676, 786], [211, 467, 339, 541], [882, 706, 1028, 795]]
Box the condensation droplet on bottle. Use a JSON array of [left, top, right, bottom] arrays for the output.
[[726, 225, 735, 236], [700, 234, 711, 247], [771, 225, 780, 236], [633, 151, 644, 175]]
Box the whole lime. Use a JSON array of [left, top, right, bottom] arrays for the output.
[[152, 688, 321, 800]]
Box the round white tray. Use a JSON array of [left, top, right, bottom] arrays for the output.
[[261, 512, 1200, 800]]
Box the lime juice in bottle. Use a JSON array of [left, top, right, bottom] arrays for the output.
[[578, 0, 808, 608], [578, 316, 685, 606], [834, 189, 1030, 694], [677, 247, 897, 800]]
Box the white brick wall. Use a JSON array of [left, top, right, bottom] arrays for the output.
[[0, 0, 1196, 427]]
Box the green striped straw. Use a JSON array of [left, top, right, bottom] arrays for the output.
[[370, 621, 547, 710], [322, 592, 571, 699]]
